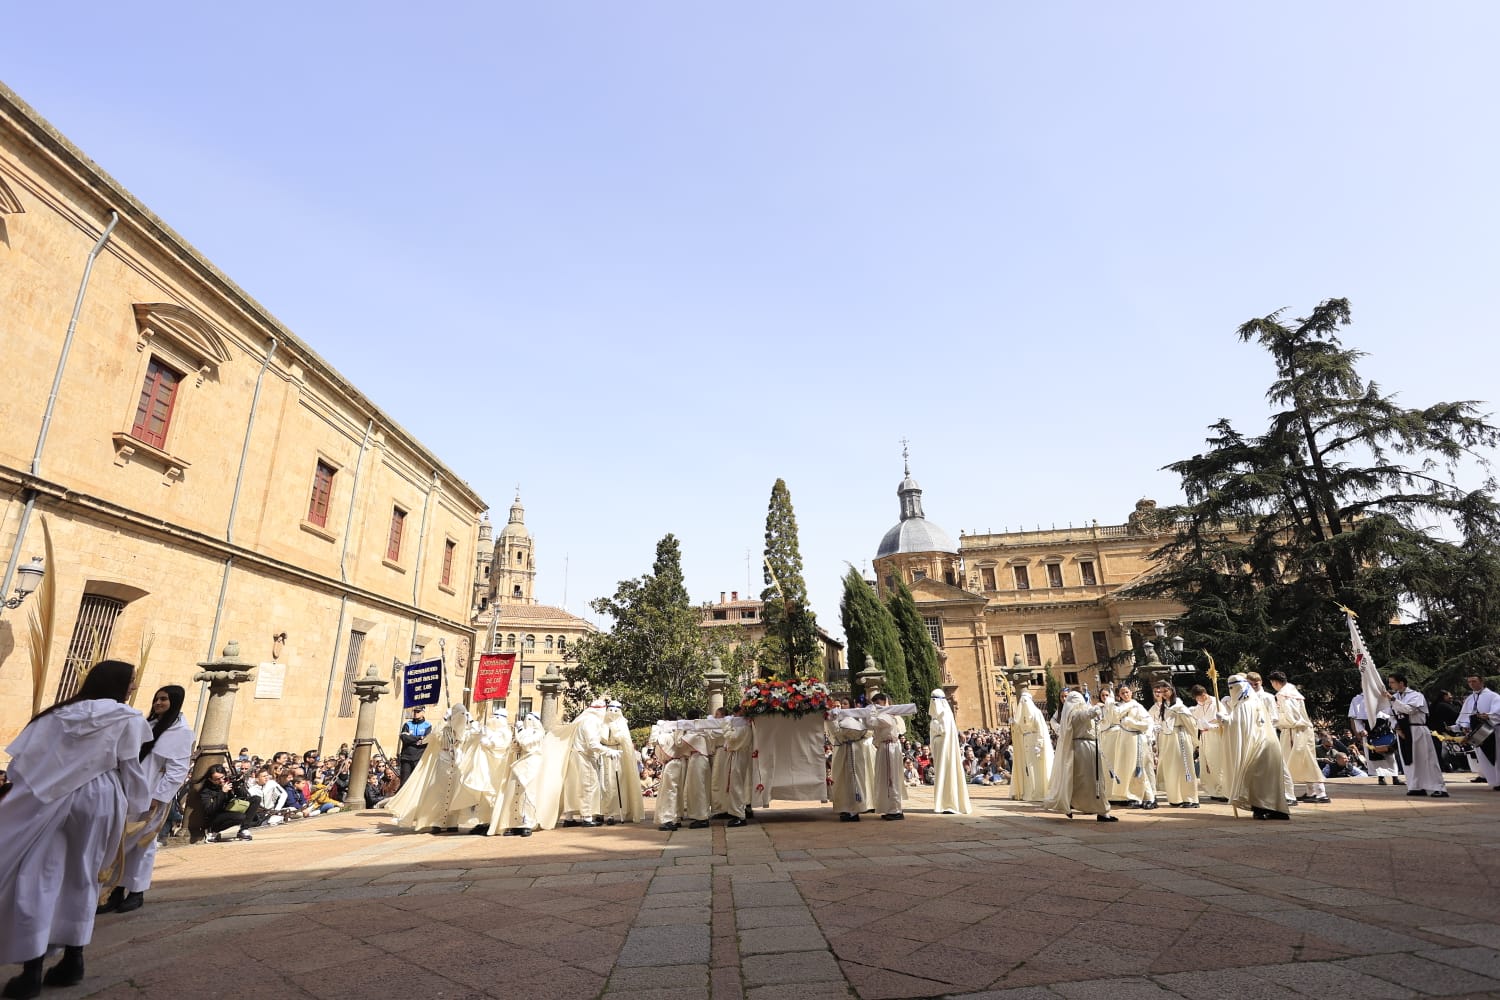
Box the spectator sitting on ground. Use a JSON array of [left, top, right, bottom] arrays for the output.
[[249, 767, 288, 822], [1322, 751, 1367, 779]]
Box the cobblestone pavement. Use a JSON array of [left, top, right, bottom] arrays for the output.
[[60, 778, 1500, 999]]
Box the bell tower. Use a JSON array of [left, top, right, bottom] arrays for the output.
[[491, 490, 535, 605]]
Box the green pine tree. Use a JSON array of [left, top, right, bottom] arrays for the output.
[[1149, 298, 1500, 715], [888, 579, 942, 742], [838, 566, 909, 704], [761, 478, 822, 677]]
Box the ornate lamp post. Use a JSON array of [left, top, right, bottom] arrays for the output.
[[1143, 620, 1193, 689], [855, 654, 886, 701], [704, 656, 729, 714], [1, 556, 43, 611]]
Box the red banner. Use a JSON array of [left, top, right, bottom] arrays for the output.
[[474, 653, 517, 702]]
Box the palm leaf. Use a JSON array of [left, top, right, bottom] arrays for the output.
[[27, 515, 57, 716], [129, 631, 154, 705]]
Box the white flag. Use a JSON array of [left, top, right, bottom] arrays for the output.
[[1345, 609, 1390, 717]]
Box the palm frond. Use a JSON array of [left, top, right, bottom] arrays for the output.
[[27, 515, 57, 716]]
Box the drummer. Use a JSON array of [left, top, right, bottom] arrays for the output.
[[1458, 673, 1500, 791]]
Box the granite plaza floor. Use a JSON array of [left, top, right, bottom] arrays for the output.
[[63, 778, 1500, 1000]]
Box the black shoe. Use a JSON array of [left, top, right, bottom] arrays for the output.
[[1309, 796, 1330, 804], [469, 824, 490, 836], [727, 818, 748, 827], [579, 820, 597, 828], [1378, 776, 1387, 785], [1430, 790, 1450, 798], [658, 822, 679, 831], [96, 886, 125, 915], [561, 819, 582, 828], [1185, 802, 1200, 809], [881, 813, 904, 821], [1096, 814, 1118, 822], [1393, 778, 1405, 786], [116, 891, 144, 914], [236, 830, 253, 841], [688, 819, 710, 829], [2, 958, 43, 1000], [42, 948, 84, 989], [502, 828, 517, 836], [838, 812, 859, 822], [744, 807, 754, 818], [605, 818, 618, 826], [1406, 789, 1427, 797], [1142, 801, 1158, 810], [519, 827, 532, 837], [1471, 776, 1487, 783], [1265, 810, 1291, 821]]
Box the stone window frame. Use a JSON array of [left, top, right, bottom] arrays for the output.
[[437, 536, 458, 594], [113, 302, 233, 484], [383, 506, 408, 570], [300, 454, 342, 542], [1078, 559, 1099, 587]]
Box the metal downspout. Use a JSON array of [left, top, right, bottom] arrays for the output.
[[1, 212, 118, 603], [191, 336, 277, 733], [317, 418, 374, 754]]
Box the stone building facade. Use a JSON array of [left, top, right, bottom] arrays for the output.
[[872, 456, 1184, 730], [0, 83, 486, 757], [470, 493, 595, 718]]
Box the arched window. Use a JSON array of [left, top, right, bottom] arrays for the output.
[[545, 635, 554, 651], [558, 636, 567, 654], [506, 633, 517, 650], [524, 634, 536, 651]]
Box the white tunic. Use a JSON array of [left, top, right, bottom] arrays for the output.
[[121, 715, 194, 893], [1457, 687, 1500, 787], [1, 701, 152, 964], [929, 693, 972, 815], [1224, 680, 1287, 815], [829, 712, 871, 815], [1012, 692, 1054, 803], [1274, 683, 1323, 786], [1109, 699, 1155, 805], [1190, 696, 1227, 799], [489, 717, 545, 833], [869, 712, 907, 816], [1152, 698, 1199, 805], [1390, 689, 1446, 794]]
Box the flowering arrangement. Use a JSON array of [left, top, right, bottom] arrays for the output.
[[739, 677, 833, 718]]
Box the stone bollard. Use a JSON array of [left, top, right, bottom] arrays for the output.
[[347, 664, 390, 811], [538, 663, 563, 729], [856, 654, 886, 701], [185, 641, 256, 841], [704, 657, 729, 714]]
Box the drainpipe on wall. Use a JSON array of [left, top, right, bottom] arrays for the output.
[[317, 418, 374, 754], [0, 212, 118, 604]]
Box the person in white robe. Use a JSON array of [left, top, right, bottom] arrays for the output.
[[1150, 681, 1199, 808], [710, 709, 733, 818], [464, 705, 512, 833], [1458, 674, 1500, 790], [929, 689, 972, 815], [1349, 691, 1401, 785], [490, 713, 545, 836], [384, 703, 481, 832], [1011, 688, 1054, 803], [599, 700, 645, 825], [98, 684, 193, 916], [1096, 686, 1126, 801], [1248, 672, 1296, 808], [1388, 673, 1449, 797], [1268, 672, 1328, 803], [1223, 674, 1289, 820], [652, 721, 686, 831], [559, 699, 610, 826], [1, 661, 152, 998], [715, 713, 755, 826], [829, 707, 873, 821], [1109, 685, 1157, 809], [868, 695, 911, 820], [677, 715, 715, 829], [1043, 691, 1115, 822], [1189, 685, 1228, 801]]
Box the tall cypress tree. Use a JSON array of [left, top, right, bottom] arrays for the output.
[[888, 579, 942, 741], [761, 478, 822, 677], [839, 566, 909, 704]]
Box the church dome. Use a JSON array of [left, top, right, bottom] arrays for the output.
[[876, 455, 957, 557], [500, 493, 530, 538]]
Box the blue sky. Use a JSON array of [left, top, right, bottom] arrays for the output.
[[6, 4, 1498, 637]]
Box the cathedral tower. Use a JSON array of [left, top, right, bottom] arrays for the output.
[[491, 492, 535, 605]]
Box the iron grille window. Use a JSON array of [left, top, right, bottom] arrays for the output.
[[131, 359, 181, 449], [337, 629, 367, 717], [55, 595, 125, 701]]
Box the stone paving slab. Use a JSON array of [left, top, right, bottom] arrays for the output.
[[51, 779, 1500, 1000]]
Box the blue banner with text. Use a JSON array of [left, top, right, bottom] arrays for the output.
[[402, 659, 443, 708]]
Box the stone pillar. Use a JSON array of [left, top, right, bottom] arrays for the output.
[[538, 663, 564, 729], [703, 657, 729, 714], [185, 641, 255, 841], [347, 665, 390, 811], [855, 654, 885, 701]]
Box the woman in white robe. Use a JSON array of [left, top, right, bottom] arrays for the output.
[[1043, 691, 1114, 821], [1109, 685, 1157, 809], [1, 661, 152, 998], [928, 690, 972, 815], [1150, 682, 1199, 808], [1223, 674, 1290, 819], [1269, 673, 1328, 803], [99, 685, 194, 915], [1012, 689, 1054, 803], [1189, 685, 1227, 801], [599, 701, 645, 824], [1096, 687, 1125, 801]]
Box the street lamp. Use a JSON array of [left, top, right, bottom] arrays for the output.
[[2, 556, 44, 610], [1143, 620, 1195, 688]]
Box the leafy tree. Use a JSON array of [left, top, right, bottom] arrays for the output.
[[1150, 298, 1500, 717], [887, 579, 941, 741], [1044, 662, 1063, 720], [564, 533, 709, 727], [760, 478, 823, 677], [838, 566, 909, 704]]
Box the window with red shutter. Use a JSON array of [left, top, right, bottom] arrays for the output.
[[131, 360, 182, 449], [308, 461, 335, 527], [441, 539, 455, 586], [387, 508, 406, 561]]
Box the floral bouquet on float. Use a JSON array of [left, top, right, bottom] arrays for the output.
[[739, 677, 833, 718]]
